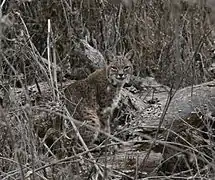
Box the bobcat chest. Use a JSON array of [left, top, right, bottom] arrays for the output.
[[102, 86, 122, 114]]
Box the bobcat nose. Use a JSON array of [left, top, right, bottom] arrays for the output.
[[117, 73, 124, 79]]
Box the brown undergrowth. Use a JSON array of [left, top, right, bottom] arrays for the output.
[[0, 0, 215, 179]]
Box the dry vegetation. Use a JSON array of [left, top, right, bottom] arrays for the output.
[[0, 0, 215, 179]]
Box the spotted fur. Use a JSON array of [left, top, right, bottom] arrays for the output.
[[64, 51, 133, 143]]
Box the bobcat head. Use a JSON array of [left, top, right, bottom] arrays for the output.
[[106, 51, 134, 86]]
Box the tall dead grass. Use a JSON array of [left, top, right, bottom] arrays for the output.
[[0, 0, 215, 179]]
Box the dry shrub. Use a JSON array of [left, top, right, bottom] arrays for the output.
[[0, 0, 215, 179]]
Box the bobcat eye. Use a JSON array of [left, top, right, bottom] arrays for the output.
[[111, 66, 117, 71], [124, 66, 131, 71]]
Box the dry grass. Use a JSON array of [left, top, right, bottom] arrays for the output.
[[0, 0, 215, 179]]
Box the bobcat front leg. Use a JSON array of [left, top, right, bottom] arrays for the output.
[[99, 111, 112, 134], [82, 108, 101, 143]]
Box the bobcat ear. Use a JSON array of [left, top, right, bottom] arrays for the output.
[[124, 50, 134, 62], [105, 51, 115, 64]]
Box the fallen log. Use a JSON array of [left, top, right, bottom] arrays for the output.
[[164, 80, 215, 131], [159, 80, 215, 175]]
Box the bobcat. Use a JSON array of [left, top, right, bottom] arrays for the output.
[[64, 51, 133, 143]]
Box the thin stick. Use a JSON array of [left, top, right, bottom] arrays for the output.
[[0, 0, 7, 9], [51, 28, 59, 101], [47, 19, 55, 99], [65, 108, 104, 179]]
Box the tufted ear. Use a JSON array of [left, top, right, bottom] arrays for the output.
[[124, 50, 134, 62]]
